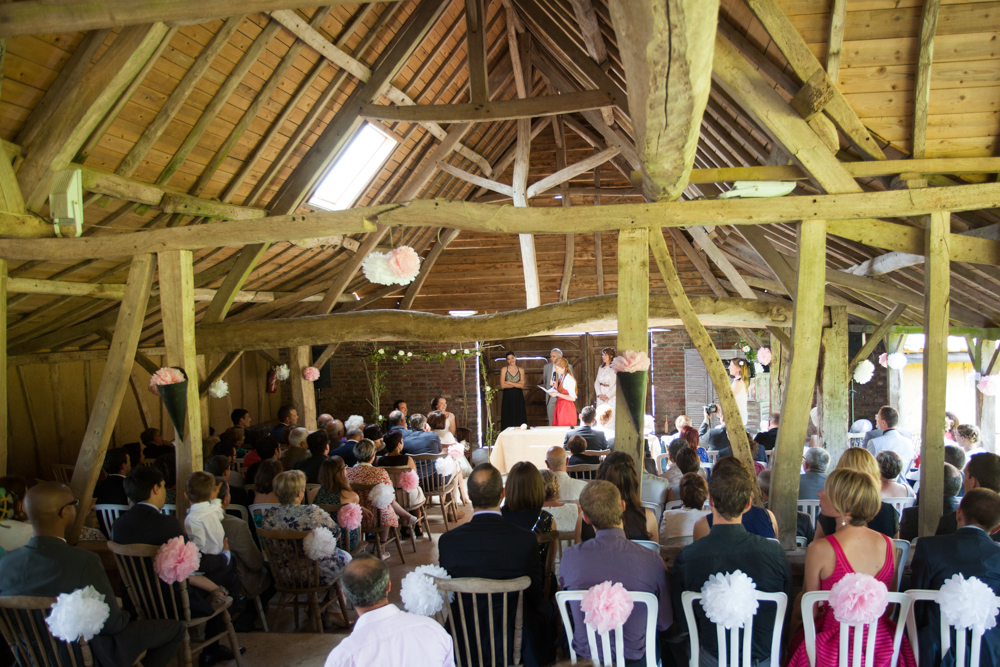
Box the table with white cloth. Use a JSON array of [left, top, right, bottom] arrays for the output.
[[489, 426, 572, 473]]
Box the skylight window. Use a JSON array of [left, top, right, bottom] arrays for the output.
[[308, 124, 397, 211]]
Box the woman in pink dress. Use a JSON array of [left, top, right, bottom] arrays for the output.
[[551, 358, 578, 427], [787, 468, 916, 667]]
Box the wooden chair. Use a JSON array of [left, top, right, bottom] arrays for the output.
[[434, 576, 532, 667], [106, 542, 242, 667], [566, 464, 600, 480], [411, 453, 460, 532], [381, 465, 432, 549], [350, 483, 405, 563], [536, 530, 560, 599], [255, 529, 351, 633], [51, 464, 75, 485], [315, 504, 366, 556]]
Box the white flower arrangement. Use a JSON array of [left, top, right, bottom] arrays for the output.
[[939, 574, 999, 632], [208, 379, 229, 399], [369, 483, 395, 510]]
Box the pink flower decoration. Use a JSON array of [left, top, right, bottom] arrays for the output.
[[757, 347, 772, 366], [386, 246, 421, 282], [878, 353, 888, 368], [337, 503, 362, 531], [148, 367, 185, 396], [303, 366, 320, 382], [448, 443, 464, 459], [153, 537, 200, 585], [610, 350, 650, 373], [979, 375, 1000, 397], [400, 469, 419, 492], [828, 573, 888, 626], [580, 581, 634, 634]]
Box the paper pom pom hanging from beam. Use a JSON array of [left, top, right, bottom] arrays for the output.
[[362, 246, 422, 286], [208, 379, 229, 398], [887, 353, 908, 370], [148, 367, 185, 396], [273, 364, 290, 381], [853, 359, 875, 384], [302, 366, 320, 382], [979, 375, 1000, 396], [756, 347, 772, 366]]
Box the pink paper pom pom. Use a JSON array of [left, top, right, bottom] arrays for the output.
[[386, 246, 421, 282], [148, 367, 185, 396], [828, 573, 888, 625], [337, 503, 362, 531], [878, 353, 888, 368], [610, 350, 650, 373], [154, 536, 200, 584], [757, 347, 772, 366], [400, 469, 419, 492], [303, 366, 320, 382], [448, 443, 464, 459], [978, 375, 1000, 397], [580, 581, 634, 634]]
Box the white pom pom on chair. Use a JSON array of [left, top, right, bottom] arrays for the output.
[[45, 586, 110, 643], [369, 483, 395, 510], [906, 577, 1000, 667], [303, 526, 338, 560]]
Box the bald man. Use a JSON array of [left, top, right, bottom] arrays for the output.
[[0, 482, 184, 667], [544, 446, 587, 502]]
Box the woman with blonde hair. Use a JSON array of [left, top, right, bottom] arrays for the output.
[[594, 347, 616, 409], [539, 469, 579, 532], [814, 447, 900, 540], [956, 423, 986, 458], [785, 468, 916, 667], [552, 357, 578, 427], [728, 358, 750, 425]]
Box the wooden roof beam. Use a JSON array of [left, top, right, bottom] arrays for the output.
[[363, 89, 615, 123], [465, 0, 489, 105], [913, 0, 941, 158]]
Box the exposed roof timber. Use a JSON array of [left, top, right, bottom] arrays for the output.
[[363, 89, 615, 123]]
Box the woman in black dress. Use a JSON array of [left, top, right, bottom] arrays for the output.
[[500, 351, 528, 430]]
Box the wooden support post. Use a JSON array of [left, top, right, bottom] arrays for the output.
[[919, 211, 950, 537], [289, 346, 318, 431], [196, 355, 209, 440], [772, 220, 827, 550], [158, 250, 203, 520], [768, 330, 786, 419], [822, 306, 849, 464], [886, 334, 905, 428], [68, 255, 155, 541], [978, 339, 997, 453], [616, 228, 649, 471], [0, 259, 6, 475]]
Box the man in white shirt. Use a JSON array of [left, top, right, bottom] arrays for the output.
[[324, 555, 454, 667], [544, 446, 587, 502], [865, 406, 915, 473]]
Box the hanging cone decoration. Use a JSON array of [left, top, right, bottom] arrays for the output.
[[616, 370, 648, 444], [158, 367, 189, 442]]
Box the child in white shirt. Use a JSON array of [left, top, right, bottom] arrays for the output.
[[184, 471, 226, 555]]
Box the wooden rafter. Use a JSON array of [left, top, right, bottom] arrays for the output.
[[363, 89, 614, 123], [913, 0, 942, 159]]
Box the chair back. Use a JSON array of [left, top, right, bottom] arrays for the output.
[[51, 464, 74, 485], [94, 504, 130, 534], [536, 531, 560, 598], [106, 541, 190, 623], [654, 453, 671, 474], [640, 501, 661, 524], [706, 450, 720, 465], [255, 529, 327, 594], [566, 464, 599, 480], [797, 500, 822, 528], [796, 536, 808, 548], [0, 596, 94, 667], [243, 484, 255, 494], [632, 540, 660, 553], [225, 505, 248, 523], [555, 589, 658, 667], [232, 458, 243, 472], [160, 504, 177, 516], [801, 591, 912, 667], [891, 539, 910, 592], [412, 453, 456, 496], [665, 500, 684, 510], [248, 503, 279, 528], [884, 497, 915, 517], [316, 505, 354, 553], [682, 589, 788, 667], [381, 466, 416, 507], [905, 589, 1000, 667], [433, 576, 531, 667]]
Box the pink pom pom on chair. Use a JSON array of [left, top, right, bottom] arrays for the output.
[[153, 536, 201, 584], [580, 581, 634, 634], [399, 469, 419, 492], [337, 503, 363, 531]]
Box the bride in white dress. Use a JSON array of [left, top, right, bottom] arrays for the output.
[[594, 347, 617, 409]]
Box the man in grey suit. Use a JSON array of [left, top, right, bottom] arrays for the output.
[[865, 406, 915, 473], [542, 348, 573, 426], [0, 482, 184, 667], [799, 448, 830, 500]]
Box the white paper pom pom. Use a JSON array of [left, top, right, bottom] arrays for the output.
[[362, 252, 396, 285], [886, 352, 908, 370], [400, 565, 453, 616], [208, 379, 229, 399], [303, 526, 338, 560], [939, 574, 999, 632], [853, 359, 875, 384], [274, 364, 290, 381], [435, 456, 456, 477], [369, 483, 395, 510], [46, 586, 110, 642], [978, 375, 1000, 396], [700, 571, 759, 629]]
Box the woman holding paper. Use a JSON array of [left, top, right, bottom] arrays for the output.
[[551, 358, 578, 427]]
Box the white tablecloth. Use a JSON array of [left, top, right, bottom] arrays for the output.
[[489, 426, 571, 473]]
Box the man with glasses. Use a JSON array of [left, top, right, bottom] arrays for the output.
[[0, 482, 184, 667]]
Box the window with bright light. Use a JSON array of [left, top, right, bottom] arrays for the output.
[[308, 124, 397, 211]]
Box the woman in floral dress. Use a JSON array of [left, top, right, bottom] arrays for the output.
[[346, 439, 417, 559]]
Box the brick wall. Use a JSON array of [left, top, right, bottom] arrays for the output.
[[851, 340, 890, 425]]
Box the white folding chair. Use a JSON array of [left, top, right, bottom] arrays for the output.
[[891, 539, 910, 592], [665, 500, 684, 510], [632, 540, 659, 552], [654, 453, 671, 474], [226, 505, 249, 522], [249, 503, 279, 527], [640, 501, 662, 524], [706, 451, 720, 465], [801, 590, 912, 667], [798, 500, 822, 529], [884, 497, 916, 517], [94, 503, 129, 533], [555, 590, 658, 667], [681, 589, 788, 667], [905, 589, 1000, 667], [161, 504, 177, 516], [796, 536, 808, 548]]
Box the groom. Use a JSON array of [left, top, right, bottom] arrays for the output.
[[542, 348, 573, 426]]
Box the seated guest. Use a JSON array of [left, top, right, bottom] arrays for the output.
[[660, 473, 711, 547], [0, 476, 34, 552], [140, 427, 171, 460], [245, 436, 279, 485], [183, 472, 226, 559], [269, 405, 297, 441], [758, 469, 814, 546], [660, 414, 692, 450], [666, 448, 705, 502], [374, 432, 426, 513], [386, 410, 411, 436], [694, 458, 779, 540], [544, 445, 587, 502], [204, 455, 250, 507], [937, 452, 1000, 540], [217, 479, 272, 631], [325, 419, 345, 443], [661, 439, 688, 486], [595, 405, 615, 447], [429, 398, 457, 436], [698, 404, 730, 451], [754, 412, 780, 451], [799, 447, 830, 500], [679, 425, 709, 464], [566, 435, 598, 467], [563, 406, 608, 451], [329, 428, 360, 466], [438, 464, 545, 667], [94, 448, 131, 533], [815, 448, 899, 540], [231, 408, 252, 430], [641, 456, 671, 516], [900, 463, 963, 542], [252, 459, 283, 505], [956, 423, 987, 458], [540, 470, 579, 532], [401, 414, 441, 456], [293, 431, 330, 484], [561, 480, 672, 664], [429, 410, 473, 482], [210, 440, 245, 488], [346, 439, 417, 558], [716, 432, 768, 466], [279, 427, 310, 470], [324, 555, 453, 667], [219, 426, 247, 458], [909, 488, 1000, 667], [122, 442, 143, 470], [240, 425, 269, 469], [309, 456, 366, 549], [785, 469, 916, 667], [0, 482, 185, 667], [153, 453, 177, 505], [672, 458, 792, 667], [578, 452, 657, 543], [261, 471, 351, 591], [501, 462, 556, 555], [363, 425, 384, 455], [876, 450, 913, 499]]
